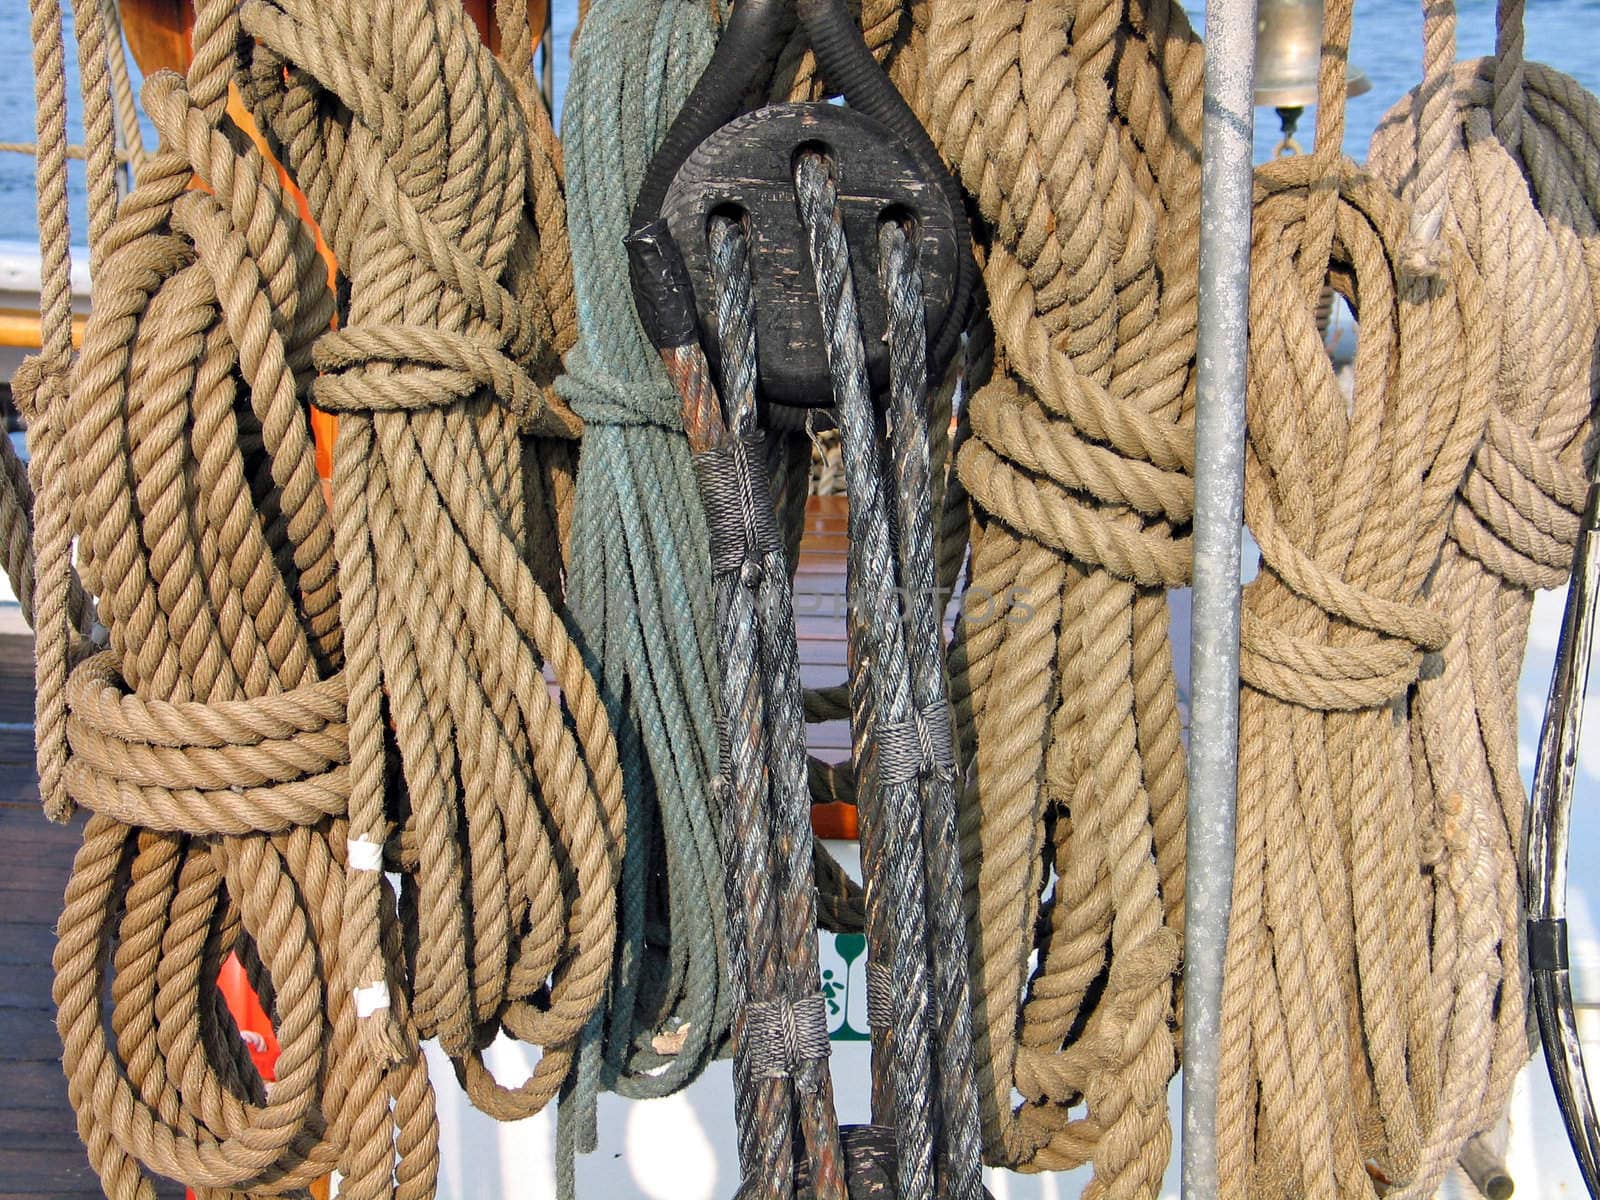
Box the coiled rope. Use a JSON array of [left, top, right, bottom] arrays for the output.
[[1213, 0, 1502, 1190], [1362, 0, 1600, 1185], [246, 0, 624, 1112], [553, 4, 732, 1178], [909, 0, 1204, 1189], [21, 0, 628, 1194]]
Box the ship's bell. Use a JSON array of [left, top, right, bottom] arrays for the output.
[[1253, 0, 1371, 109]]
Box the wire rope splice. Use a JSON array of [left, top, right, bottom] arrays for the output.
[[628, 2, 985, 1196]]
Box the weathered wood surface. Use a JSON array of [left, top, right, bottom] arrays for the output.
[[0, 634, 172, 1199]]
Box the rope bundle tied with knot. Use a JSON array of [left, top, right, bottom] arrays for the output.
[[239, 0, 623, 1122], [908, 0, 1204, 1189], [38, 0, 436, 1192], [552, 6, 733, 1184], [22, 0, 627, 1194], [1214, 0, 1504, 1191], [1362, 0, 1600, 1183]]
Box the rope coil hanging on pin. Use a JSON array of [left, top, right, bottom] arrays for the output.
[[1366, 0, 1600, 1185], [1213, 0, 1505, 1191], [905, 0, 1204, 1191], [32, 0, 433, 1193], [17, 0, 629, 1196], [551, 9, 734, 1184], [245, 0, 623, 1117]]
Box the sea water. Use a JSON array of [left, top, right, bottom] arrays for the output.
[[8, 0, 1600, 243]]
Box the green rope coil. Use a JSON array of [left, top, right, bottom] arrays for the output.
[[554, 0, 731, 1188]]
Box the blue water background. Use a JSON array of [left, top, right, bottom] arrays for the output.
[[5, 0, 1600, 246], [0, 0, 579, 246]]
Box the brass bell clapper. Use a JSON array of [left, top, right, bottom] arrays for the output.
[[1253, 0, 1371, 155]]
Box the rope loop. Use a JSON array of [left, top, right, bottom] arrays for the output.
[[1214, 105, 1501, 1194], [1233, 157, 1489, 716], [1359, 7, 1600, 1181], [10, 353, 58, 427], [64, 653, 351, 834]]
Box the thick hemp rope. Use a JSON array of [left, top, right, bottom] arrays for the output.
[[238, 0, 622, 1112], [1212, 0, 1500, 1190], [553, 2, 732, 1174], [1362, 0, 1600, 1185], [21, 0, 628, 1194], [39, 1, 436, 1194], [902, 0, 1204, 1188]]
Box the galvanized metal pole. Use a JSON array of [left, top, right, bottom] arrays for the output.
[[1182, 0, 1256, 1194]]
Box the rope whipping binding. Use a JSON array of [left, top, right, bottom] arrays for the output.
[[1367, 0, 1600, 1182], [18, 0, 629, 1195]]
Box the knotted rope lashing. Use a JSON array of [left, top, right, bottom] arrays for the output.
[[21, 0, 628, 1193], [1214, 0, 1500, 1190], [243, 0, 622, 1115], [906, 0, 1203, 1187], [1362, 0, 1600, 1182], [553, 3, 733, 1177]]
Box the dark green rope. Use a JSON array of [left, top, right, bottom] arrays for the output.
[[554, 1, 732, 1191]]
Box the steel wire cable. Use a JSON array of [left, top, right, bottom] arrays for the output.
[[876, 217, 986, 1200], [642, 221, 847, 1200], [796, 147, 942, 1200], [706, 211, 849, 1200]]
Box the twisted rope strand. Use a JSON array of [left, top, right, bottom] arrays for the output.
[[25, 1, 625, 1195]]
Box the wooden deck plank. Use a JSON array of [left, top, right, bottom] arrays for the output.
[[0, 924, 59, 966], [0, 964, 53, 1010], [0, 1150, 105, 1194]]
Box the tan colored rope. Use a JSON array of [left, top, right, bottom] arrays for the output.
[[101, 0, 148, 177], [901, 0, 1203, 1189], [1362, 0, 1600, 1187], [20, 0, 626, 1195], [1211, 0, 1504, 1192], [0, 139, 131, 160]]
